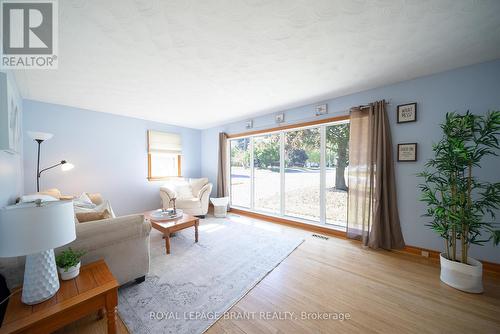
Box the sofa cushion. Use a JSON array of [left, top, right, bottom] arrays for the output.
[[176, 197, 202, 209], [76, 209, 112, 223], [190, 178, 208, 196]]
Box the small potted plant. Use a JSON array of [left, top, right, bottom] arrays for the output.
[[56, 248, 86, 280], [419, 111, 500, 293]]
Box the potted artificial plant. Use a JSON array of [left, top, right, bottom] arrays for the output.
[[419, 111, 500, 293], [55, 248, 86, 280]]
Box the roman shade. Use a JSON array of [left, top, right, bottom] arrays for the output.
[[148, 130, 182, 154], [148, 130, 182, 179]]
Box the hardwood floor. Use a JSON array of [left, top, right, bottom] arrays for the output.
[[59, 214, 500, 334]]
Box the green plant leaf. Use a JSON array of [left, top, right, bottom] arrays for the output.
[[55, 247, 86, 271], [418, 110, 500, 252]]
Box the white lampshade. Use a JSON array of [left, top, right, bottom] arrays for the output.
[[0, 200, 76, 257], [27, 131, 53, 141]]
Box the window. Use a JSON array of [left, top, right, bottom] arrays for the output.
[[148, 130, 182, 180], [228, 117, 349, 230], [325, 123, 349, 227], [253, 133, 280, 214], [230, 137, 251, 207], [284, 127, 321, 221]]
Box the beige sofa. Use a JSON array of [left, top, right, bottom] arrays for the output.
[[160, 177, 213, 217], [0, 191, 151, 288]]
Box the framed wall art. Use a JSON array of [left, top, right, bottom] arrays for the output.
[[397, 143, 417, 162], [397, 103, 417, 123]]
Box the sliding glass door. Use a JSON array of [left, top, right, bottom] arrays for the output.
[[230, 138, 251, 208], [229, 119, 349, 230], [325, 123, 349, 227], [253, 133, 281, 214], [284, 128, 321, 221]]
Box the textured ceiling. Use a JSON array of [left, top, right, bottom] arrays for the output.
[[13, 0, 500, 129]]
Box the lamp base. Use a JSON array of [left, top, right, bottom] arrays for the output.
[[22, 249, 60, 305]]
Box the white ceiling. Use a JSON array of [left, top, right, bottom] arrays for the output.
[[13, 0, 500, 129]]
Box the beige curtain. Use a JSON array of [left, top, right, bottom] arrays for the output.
[[216, 132, 229, 197], [347, 100, 405, 249]]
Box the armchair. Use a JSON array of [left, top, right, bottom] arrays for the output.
[[160, 178, 213, 217]]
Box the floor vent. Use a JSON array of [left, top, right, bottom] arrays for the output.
[[312, 234, 329, 240]]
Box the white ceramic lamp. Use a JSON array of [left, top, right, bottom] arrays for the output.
[[0, 200, 76, 304]]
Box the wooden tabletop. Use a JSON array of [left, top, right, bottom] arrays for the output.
[[0, 260, 119, 334]]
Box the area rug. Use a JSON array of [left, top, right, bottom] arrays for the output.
[[118, 216, 304, 334]]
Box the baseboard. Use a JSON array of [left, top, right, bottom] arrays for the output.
[[229, 207, 500, 274], [229, 208, 347, 239], [482, 261, 500, 274], [399, 245, 441, 260], [396, 245, 500, 274]]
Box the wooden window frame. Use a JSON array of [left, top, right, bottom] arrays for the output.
[[227, 115, 350, 139], [228, 114, 350, 226], [147, 131, 182, 181]]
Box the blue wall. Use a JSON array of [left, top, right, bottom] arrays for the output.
[[201, 59, 500, 263], [23, 100, 201, 215], [7, 60, 500, 263], [0, 71, 23, 207]]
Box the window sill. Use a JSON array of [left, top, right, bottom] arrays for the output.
[[229, 206, 347, 238], [147, 176, 182, 181]]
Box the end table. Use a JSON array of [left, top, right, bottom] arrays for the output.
[[0, 260, 119, 334]]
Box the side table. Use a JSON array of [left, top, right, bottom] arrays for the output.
[[0, 260, 119, 334]]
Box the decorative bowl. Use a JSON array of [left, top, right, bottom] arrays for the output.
[[150, 209, 183, 221]]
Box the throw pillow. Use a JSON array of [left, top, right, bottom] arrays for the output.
[[76, 209, 111, 223], [175, 184, 194, 199], [73, 200, 116, 219], [86, 193, 103, 205], [73, 192, 96, 209]]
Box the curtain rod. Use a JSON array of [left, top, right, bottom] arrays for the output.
[[230, 100, 391, 136], [358, 100, 390, 109]]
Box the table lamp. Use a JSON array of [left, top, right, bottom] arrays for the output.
[[0, 200, 76, 304]]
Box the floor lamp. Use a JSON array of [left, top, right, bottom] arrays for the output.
[[27, 132, 74, 192]]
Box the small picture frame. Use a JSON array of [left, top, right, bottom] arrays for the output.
[[397, 103, 417, 123], [398, 143, 417, 162]]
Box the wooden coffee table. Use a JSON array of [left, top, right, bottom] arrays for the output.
[[0, 260, 118, 334], [144, 211, 199, 254]]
